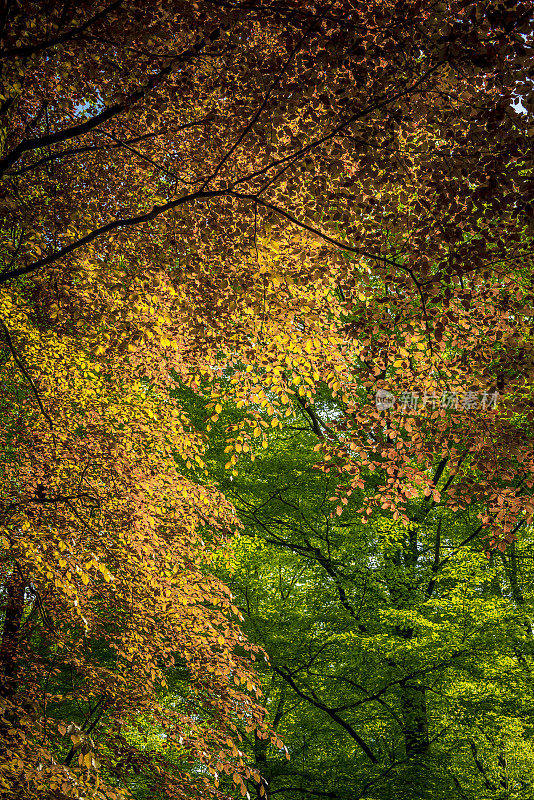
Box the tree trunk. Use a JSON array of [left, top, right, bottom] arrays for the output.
[[400, 682, 430, 758], [0, 576, 25, 699], [384, 543, 431, 768], [253, 732, 270, 800]]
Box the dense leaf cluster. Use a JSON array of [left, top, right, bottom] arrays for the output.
[[0, 2, 533, 799]]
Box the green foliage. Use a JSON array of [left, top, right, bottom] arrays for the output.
[[209, 413, 534, 799]]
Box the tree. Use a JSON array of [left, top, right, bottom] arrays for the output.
[[211, 411, 534, 800], [1, 1, 534, 798], [0, 273, 271, 799]]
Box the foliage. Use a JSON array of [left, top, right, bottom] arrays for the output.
[[0, 1, 533, 798], [0, 276, 269, 799], [212, 415, 534, 800]]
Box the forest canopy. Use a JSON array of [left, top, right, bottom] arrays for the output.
[[0, 1, 533, 799]]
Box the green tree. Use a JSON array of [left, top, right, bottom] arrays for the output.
[[210, 410, 534, 800]]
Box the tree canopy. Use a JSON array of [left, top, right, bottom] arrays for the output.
[[1, 1, 534, 799], [211, 411, 534, 799]]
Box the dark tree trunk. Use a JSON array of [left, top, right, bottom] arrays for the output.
[[253, 731, 270, 800], [384, 543, 431, 762], [400, 682, 430, 758], [0, 576, 25, 699]]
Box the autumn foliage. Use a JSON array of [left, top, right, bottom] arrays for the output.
[[0, 273, 270, 798], [0, 1, 533, 798]]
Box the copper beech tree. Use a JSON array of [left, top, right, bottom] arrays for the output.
[[0, 1, 534, 799]]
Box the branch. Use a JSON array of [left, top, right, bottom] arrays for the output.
[[231, 191, 423, 282], [0, 318, 54, 431], [270, 790, 341, 798], [269, 664, 378, 763], [426, 517, 442, 598], [431, 457, 448, 488], [97, 130, 187, 183], [232, 60, 445, 192], [468, 739, 496, 792], [0, 187, 229, 284], [0, 30, 215, 175], [6, 122, 211, 178], [64, 699, 105, 766], [451, 774, 469, 800], [296, 396, 324, 438], [0, 2, 123, 59], [201, 19, 309, 190], [332, 650, 467, 713]]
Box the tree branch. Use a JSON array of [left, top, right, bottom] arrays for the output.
[[0, 318, 54, 430], [269, 664, 378, 763], [0, 187, 229, 284], [0, 1, 123, 59], [0, 30, 215, 175], [230, 190, 404, 270]]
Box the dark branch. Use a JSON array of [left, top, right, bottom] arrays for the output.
[[0, 2, 123, 59], [0, 187, 229, 284], [0, 319, 54, 430], [269, 664, 378, 763], [0, 31, 215, 175]]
